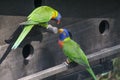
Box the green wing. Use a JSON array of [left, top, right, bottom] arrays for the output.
[[20, 20, 39, 25], [12, 6, 56, 49], [12, 25, 34, 49], [63, 39, 89, 67], [20, 6, 56, 28], [63, 39, 97, 80], [28, 6, 57, 23]]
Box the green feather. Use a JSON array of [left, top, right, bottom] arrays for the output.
[[28, 6, 57, 24], [12, 25, 33, 49], [0, 6, 59, 64], [12, 6, 58, 49], [21, 6, 57, 28], [86, 67, 97, 80], [20, 20, 39, 25], [62, 38, 97, 80]]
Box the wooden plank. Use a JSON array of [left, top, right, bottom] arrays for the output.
[[18, 44, 120, 80]]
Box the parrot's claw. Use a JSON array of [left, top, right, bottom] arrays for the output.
[[68, 62, 78, 68], [66, 59, 71, 64], [52, 27, 58, 34], [65, 59, 78, 68], [47, 24, 58, 34]]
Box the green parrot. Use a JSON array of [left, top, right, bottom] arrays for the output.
[[58, 28, 97, 80], [0, 6, 61, 64], [12, 6, 61, 49]]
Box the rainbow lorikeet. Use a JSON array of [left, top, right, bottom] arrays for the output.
[[58, 28, 97, 80], [12, 6, 61, 49], [0, 6, 61, 64]]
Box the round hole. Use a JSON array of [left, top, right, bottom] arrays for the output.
[[22, 44, 34, 60], [34, 0, 42, 8], [99, 20, 109, 35]]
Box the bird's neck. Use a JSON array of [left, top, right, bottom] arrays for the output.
[[63, 37, 71, 42], [52, 11, 58, 19], [58, 37, 70, 48]]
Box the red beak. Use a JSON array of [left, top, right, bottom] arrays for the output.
[[57, 20, 61, 24]]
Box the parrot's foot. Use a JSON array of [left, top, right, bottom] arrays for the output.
[[65, 59, 78, 68], [68, 62, 78, 68], [47, 24, 58, 34], [66, 58, 71, 64]]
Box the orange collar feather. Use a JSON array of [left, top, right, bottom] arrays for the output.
[[58, 40, 64, 48], [52, 11, 58, 19]]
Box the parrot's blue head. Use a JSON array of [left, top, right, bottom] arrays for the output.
[[58, 28, 71, 41], [55, 12, 62, 24]]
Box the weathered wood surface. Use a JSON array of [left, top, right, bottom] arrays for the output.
[[18, 44, 120, 80]]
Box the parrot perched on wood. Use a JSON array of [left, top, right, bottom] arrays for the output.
[[58, 28, 97, 80], [0, 6, 61, 64]]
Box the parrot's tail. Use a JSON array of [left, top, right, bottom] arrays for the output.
[[86, 67, 97, 80], [12, 25, 34, 49]]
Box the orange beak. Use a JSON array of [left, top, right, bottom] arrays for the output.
[[58, 29, 64, 33], [57, 20, 61, 24]]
